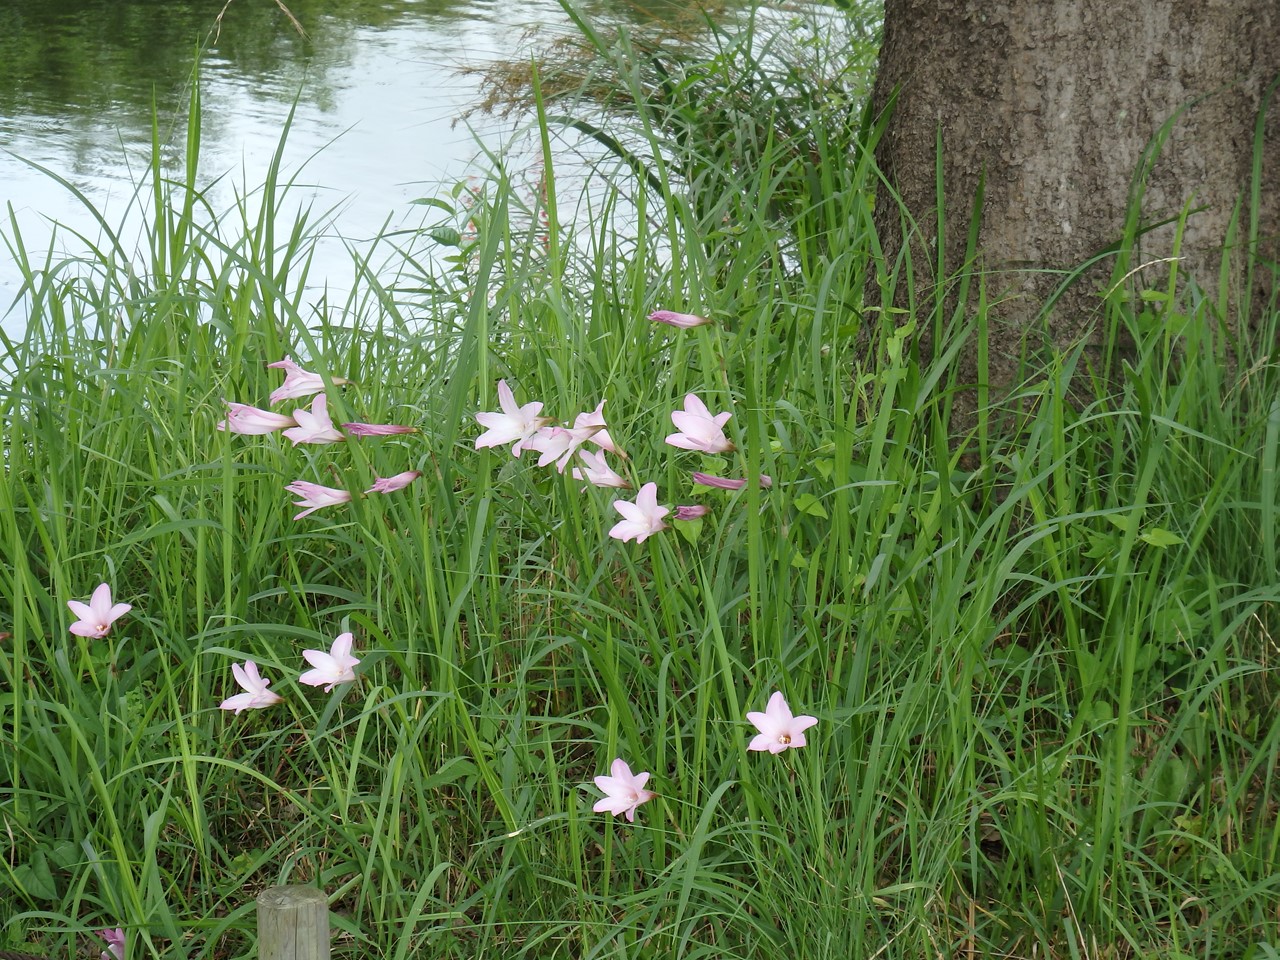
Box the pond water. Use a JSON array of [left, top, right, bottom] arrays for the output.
[[0, 0, 743, 334]]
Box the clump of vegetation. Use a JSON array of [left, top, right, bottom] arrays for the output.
[[470, 1, 880, 264], [1, 4, 1277, 960]]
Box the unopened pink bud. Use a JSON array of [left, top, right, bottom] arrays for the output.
[[674, 504, 711, 521], [649, 309, 712, 329], [691, 472, 773, 490]]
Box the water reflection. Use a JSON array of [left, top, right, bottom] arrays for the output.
[[0, 0, 486, 119], [0, 0, 741, 327]]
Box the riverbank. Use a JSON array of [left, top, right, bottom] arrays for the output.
[[1, 5, 1277, 959]]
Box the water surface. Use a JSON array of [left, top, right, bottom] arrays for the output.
[[0, 0, 728, 331]]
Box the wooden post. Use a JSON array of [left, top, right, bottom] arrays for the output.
[[256, 885, 330, 960]]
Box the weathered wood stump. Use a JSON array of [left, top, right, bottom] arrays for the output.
[[256, 885, 330, 960]]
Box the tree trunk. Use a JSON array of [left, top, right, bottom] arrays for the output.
[[870, 0, 1279, 402]]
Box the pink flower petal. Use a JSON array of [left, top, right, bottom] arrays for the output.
[[268, 356, 349, 404], [475, 380, 550, 455], [746, 691, 817, 753], [220, 660, 284, 713], [218, 401, 297, 435], [649, 309, 711, 328], [666, 393, 734, 453], [609, 482, 669, 543], [573, 449, 630, 489], [67, 583, 131, 638], [592, 757, 656, 822], [285, 480, 354, 519], [342, 422, 418, 437], [365, 470, 422, 494], [692, 472, 773, 490], [674, 504, 710, 520], [283, 394, 346, 445]]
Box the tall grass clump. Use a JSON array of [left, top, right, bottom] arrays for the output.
[[2, 5, 1278, 960]]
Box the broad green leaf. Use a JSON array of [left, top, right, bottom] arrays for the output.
[[794, 493, 828, 518], [1140, 527, 1184, 548], [676, 518, 704, 545], [14, 851, 56, 900]]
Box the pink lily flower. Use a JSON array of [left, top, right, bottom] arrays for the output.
[[475, 379, 551, 455], [365, 470, 422, 494], [283, 394, 346, 445], [527, 424, 601, 473], [218, 401, 297, 435], [674, 504, 710, 520], [649, 309, 711, 328], [572, 450, 630, 489], [67, 583, 132, 638], [592, 758, 656, 822], [219, 660, 284, 713], [285, 480, 354, 519], [692, 472, 773, 490], [746, 691, 818, 754], [299, 631, 361, 692], [666, 393, 735, 453], [99, 928, 125, 960], [268, 356, 349, 405], [342, 421, 418, 437], [572, 401, 625, 458], [609, 482, 669, 543]]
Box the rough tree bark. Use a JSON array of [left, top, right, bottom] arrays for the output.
[[869, 0, 1279, 404]]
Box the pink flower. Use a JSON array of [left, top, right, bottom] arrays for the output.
[[592, 758, 656, 822], [67, 583, 132, 638], [649, 309, 711, 328], [365, 470, 422, 494], [666, 393, 734, 453], [283, 394, 346, 445], [674, 504, 710, 521], [285, 480, 354, 519], [691, 472, 773, 490], [342, 421, 418, 437], [527, 424, 600, 473], [218, 401, 297, 435], [572, 401, 625, 457], [299, 631, 360, 692], [609, 482, 669, 543], [475, 379, 550, 455], [99, 928, 125, 960], [268, 356, 348, 405], [746, 691, 818, 754], [572, 450, 630, 489], [219, 660, 284, 713]]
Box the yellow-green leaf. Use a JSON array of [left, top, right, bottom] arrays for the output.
[[1140, 527, 1183, 548]]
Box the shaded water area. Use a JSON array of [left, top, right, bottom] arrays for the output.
[[0, 0, 737, 332]]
